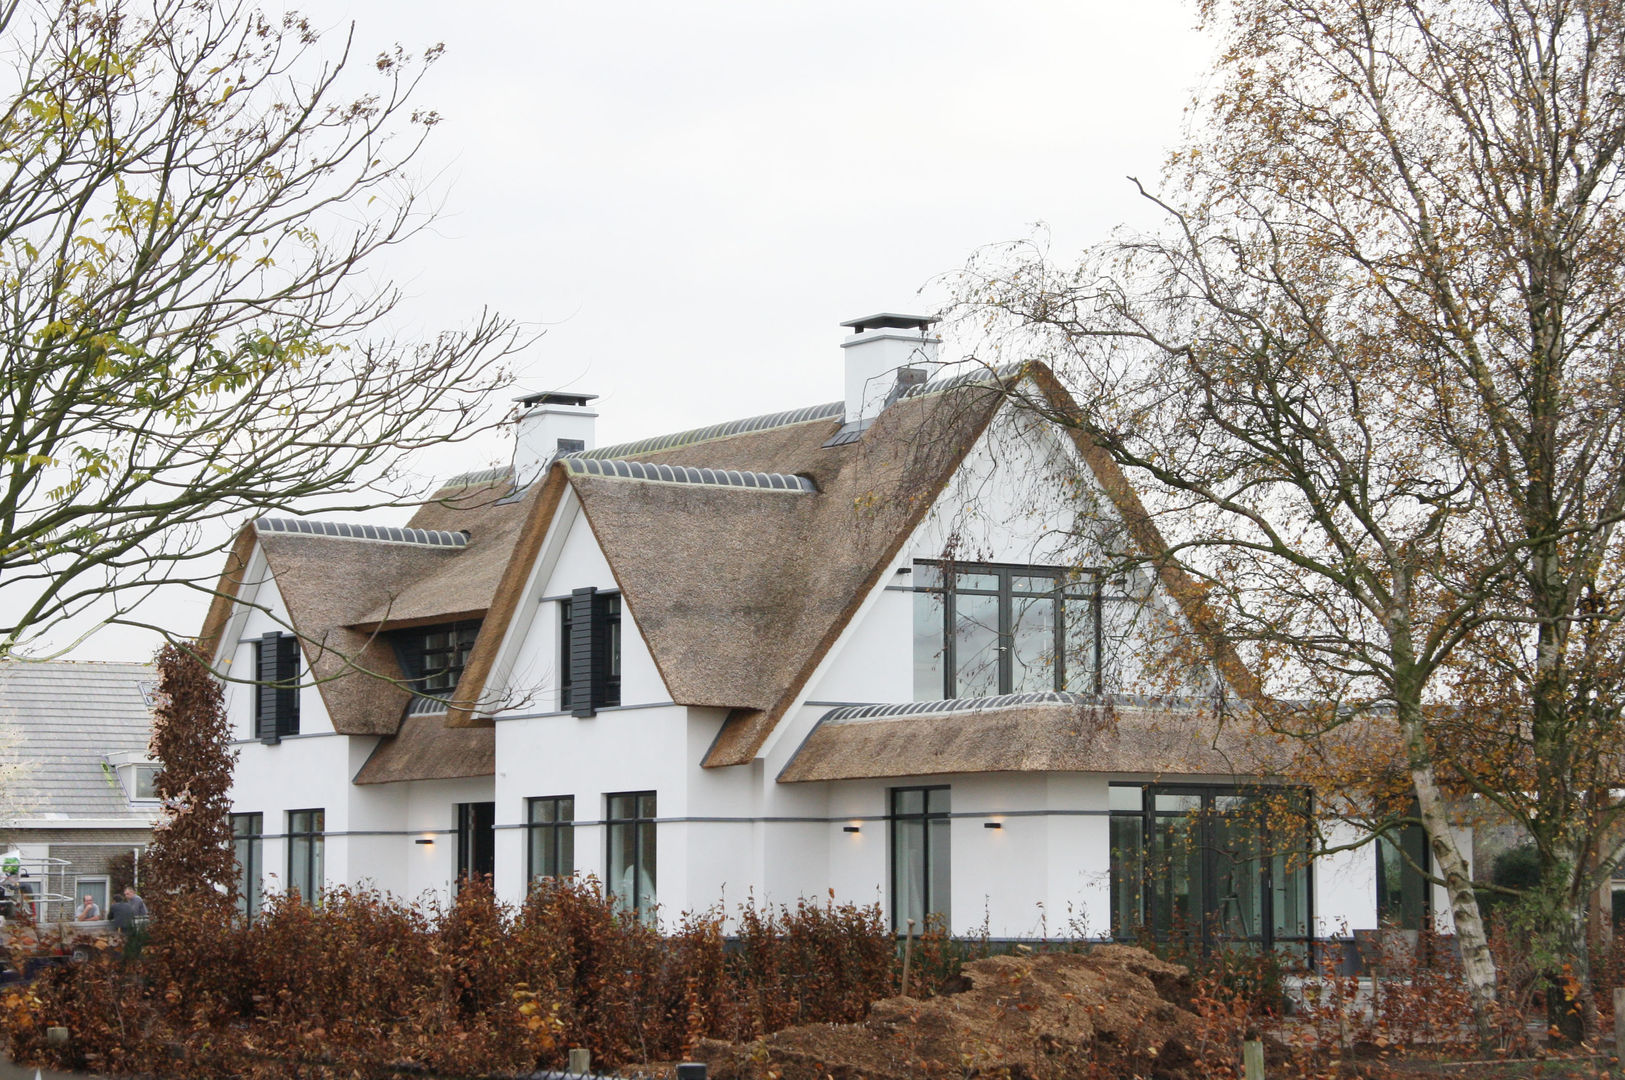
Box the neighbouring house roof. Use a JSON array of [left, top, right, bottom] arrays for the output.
[[778, 693, 1288, 783], [199, 360, 1260, 782], [0, 661, 158, 824]]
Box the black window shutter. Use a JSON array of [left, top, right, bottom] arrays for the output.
[[570, 587, 597, 717], [255, 635, 280, 739], [276, 634, 301, 736]]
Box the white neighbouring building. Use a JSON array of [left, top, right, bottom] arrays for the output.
[[201, 313, 1459, 951]]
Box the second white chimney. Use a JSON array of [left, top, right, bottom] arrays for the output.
[[512, 391, 598, 485], [840, 313, 941, 424]]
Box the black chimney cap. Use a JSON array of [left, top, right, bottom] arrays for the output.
[[514, 391, 598, 407], [840, 313, 938, 333]]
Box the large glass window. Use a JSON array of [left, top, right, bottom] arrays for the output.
[[912, 561, 1102, 700], [890, 786, 951, 931], [527, 796, 575, 881], [606, 791, 655, 920], [1376, 820, 1430, 930], [286, 808, 324, 905], [1110, 784, 1310, 954], [231, 812, 263, 919]]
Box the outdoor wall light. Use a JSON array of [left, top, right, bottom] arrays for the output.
[[983, 821, 1003, 830], [842, 825, 861, 834], [414, 838, 435, 845]]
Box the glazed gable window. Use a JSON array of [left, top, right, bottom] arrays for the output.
[[912, 561, 1102, 700], [560, 589, 621, 716]]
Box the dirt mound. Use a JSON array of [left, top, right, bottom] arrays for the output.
[[696, 946, 1221, 1080]]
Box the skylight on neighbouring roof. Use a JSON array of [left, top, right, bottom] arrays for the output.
[[563, 458, 817, 492]]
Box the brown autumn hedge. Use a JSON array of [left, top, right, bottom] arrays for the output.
[[0, 876, 895, 1078]]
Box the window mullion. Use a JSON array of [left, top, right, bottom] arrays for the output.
[[997, 568, 1012, 694]]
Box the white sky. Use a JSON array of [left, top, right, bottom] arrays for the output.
[[68, 0, 1215, 660]]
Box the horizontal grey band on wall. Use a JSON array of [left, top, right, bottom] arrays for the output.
[[495, 700, 678, 721], [234, 809, 1113, 841], [229, 730, 344, 746]]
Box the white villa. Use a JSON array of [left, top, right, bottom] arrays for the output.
[[201, 313, 1456, 950]]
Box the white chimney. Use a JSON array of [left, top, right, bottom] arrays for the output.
[[840, 313, 941, 424], [512, 391, 598, 485]]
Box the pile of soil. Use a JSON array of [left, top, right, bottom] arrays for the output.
[[695, 945, 1221, 1080]]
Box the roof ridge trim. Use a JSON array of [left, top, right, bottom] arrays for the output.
[[440, 465, 515, 489], [254, 517, 471, 549], [566, 401, 844, 461], [563, 457, 817, 492]]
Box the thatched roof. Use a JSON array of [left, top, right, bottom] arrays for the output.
[[200, 360, 1263, 782], [778, 693, 1291, 783], [562, 379, 1005, 764], [352, 711, 495, 785]]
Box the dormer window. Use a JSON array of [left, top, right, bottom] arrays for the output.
[[105, 754, 160, 803], [393, 621, 480, 707]]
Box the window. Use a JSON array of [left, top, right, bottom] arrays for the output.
[[255, 632, 301, 739], [132, 764, 159, 800], [605, 791, 655, 920], [286, 809, 324, 904], [456, 801, 495, 884], [393, 621, 480, 702], [74, 877, 108, 917], [561, 589, 621, 716], [890, 786, 951, 932], [912, 561, 1102, 700], [527, 796, 575, 881], [231, 812, 263, 919], [1376, 819, 1430, 930], [1110, 784, 1311, 954]]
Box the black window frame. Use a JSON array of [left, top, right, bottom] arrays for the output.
[[392, 620, 480, 700], [286, 808, 324, 905], [913, 560, 1104, 699], [455, 801, 496, 886], [526, 795, 576, 882], [254, 632, 301, 740], [561, 589, 621, 716], [1375, 817, 1431, 931], [889, 785, 951, 932], [231, 811, 263, 920], [604, 790, 656, 920], [1109, 783, 1313, 955]]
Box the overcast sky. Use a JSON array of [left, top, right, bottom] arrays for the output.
[[70, 0, 1216, 660]]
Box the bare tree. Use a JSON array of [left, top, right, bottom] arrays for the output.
[[0, 0, 525, 656], [956, 0, 1625, 1044]]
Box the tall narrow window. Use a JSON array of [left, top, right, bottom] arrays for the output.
[[912, 561, 1104, 700], [605, 791, 655, 920], [890, 786, 951, 931], [1376, 820, 1430, 930], [561, 590, 621, 716], [455, 802, 496, 884], [527, 796, 575, 881], [255, 632, 300, 739], [231, 812, 264, 919], [286, 808, 324, 905]]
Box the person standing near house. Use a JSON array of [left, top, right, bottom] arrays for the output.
[[75, 893, 100, 921], [122, 885, 146, 919]]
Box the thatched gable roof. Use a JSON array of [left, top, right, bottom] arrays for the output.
[[779, 694, 1289, 783], [562, 377, 1006, 765], [198, 478, 540, 738]]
